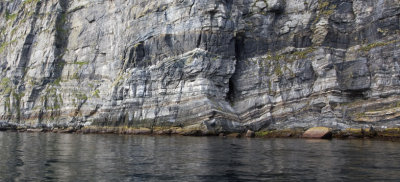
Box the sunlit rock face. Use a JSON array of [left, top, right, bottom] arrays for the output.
[[0, 0, 399, 132]]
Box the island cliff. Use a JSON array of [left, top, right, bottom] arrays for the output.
[[1, 0, 400, 135]]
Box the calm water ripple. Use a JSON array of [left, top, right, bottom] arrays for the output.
[[1, 132, 400, 181]]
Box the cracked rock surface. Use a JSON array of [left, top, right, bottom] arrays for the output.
[[0, 0, 399, 133]]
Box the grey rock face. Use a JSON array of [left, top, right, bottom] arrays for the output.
[[0, 0, 399, 132]]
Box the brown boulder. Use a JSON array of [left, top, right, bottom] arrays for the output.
[[227, 133, 242, 138], [246, 130, 255, 138], [27, 128, 44, 132], [302, 127, 332, 139]]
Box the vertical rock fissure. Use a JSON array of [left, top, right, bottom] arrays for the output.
[[227, 32, 245, 104], [51, 0, 70, 83], [15, 1, 42, 81]]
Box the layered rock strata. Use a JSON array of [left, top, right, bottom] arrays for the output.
[[0, 0, 399, 134]]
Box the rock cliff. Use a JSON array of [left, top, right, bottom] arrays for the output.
[[0, 0, 399, 134]]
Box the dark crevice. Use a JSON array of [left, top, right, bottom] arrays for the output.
[[164, 34, 173, 47], [226, 79, 236, 103], [125, 41, 145, 69], [196, 32, 202, 48], [269, 7, 284, 15], [50, 0, 70, 82], [227, 33, 245, 104], [346, 90, 368, 99], [14, 0, 42, 84], [234, 32, 245, 61], [293, 33, 312, 48], [0, 2, 4, 14]]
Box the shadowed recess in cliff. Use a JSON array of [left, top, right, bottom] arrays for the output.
[[123, 41, 145, 69], [51, 0, 70, 83], [226, 31, 245, 104], [14, 1, 42, 82]]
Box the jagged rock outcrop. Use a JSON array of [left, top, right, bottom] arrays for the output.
[[0, 0, 399, 134]]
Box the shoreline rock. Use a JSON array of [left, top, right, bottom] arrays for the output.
[[302, 127, 332, 139], [1, 125, 400, 141], [246, 130, 255, 138]]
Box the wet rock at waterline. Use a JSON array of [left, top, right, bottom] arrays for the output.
[[246, 130, 255, 138], [302, 127, 332, 139]]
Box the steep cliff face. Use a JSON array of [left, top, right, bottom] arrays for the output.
[[0, 0, 399, 133]]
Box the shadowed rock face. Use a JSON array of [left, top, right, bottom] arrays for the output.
[[0, 0, 399, 133]]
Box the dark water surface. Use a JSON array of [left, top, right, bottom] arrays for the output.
[[1, 132, 400, 181]]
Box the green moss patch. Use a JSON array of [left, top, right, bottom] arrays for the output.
[[360, 40, 398, 52]]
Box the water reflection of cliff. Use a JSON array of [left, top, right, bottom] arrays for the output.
[[0, 133, 400, 181]]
